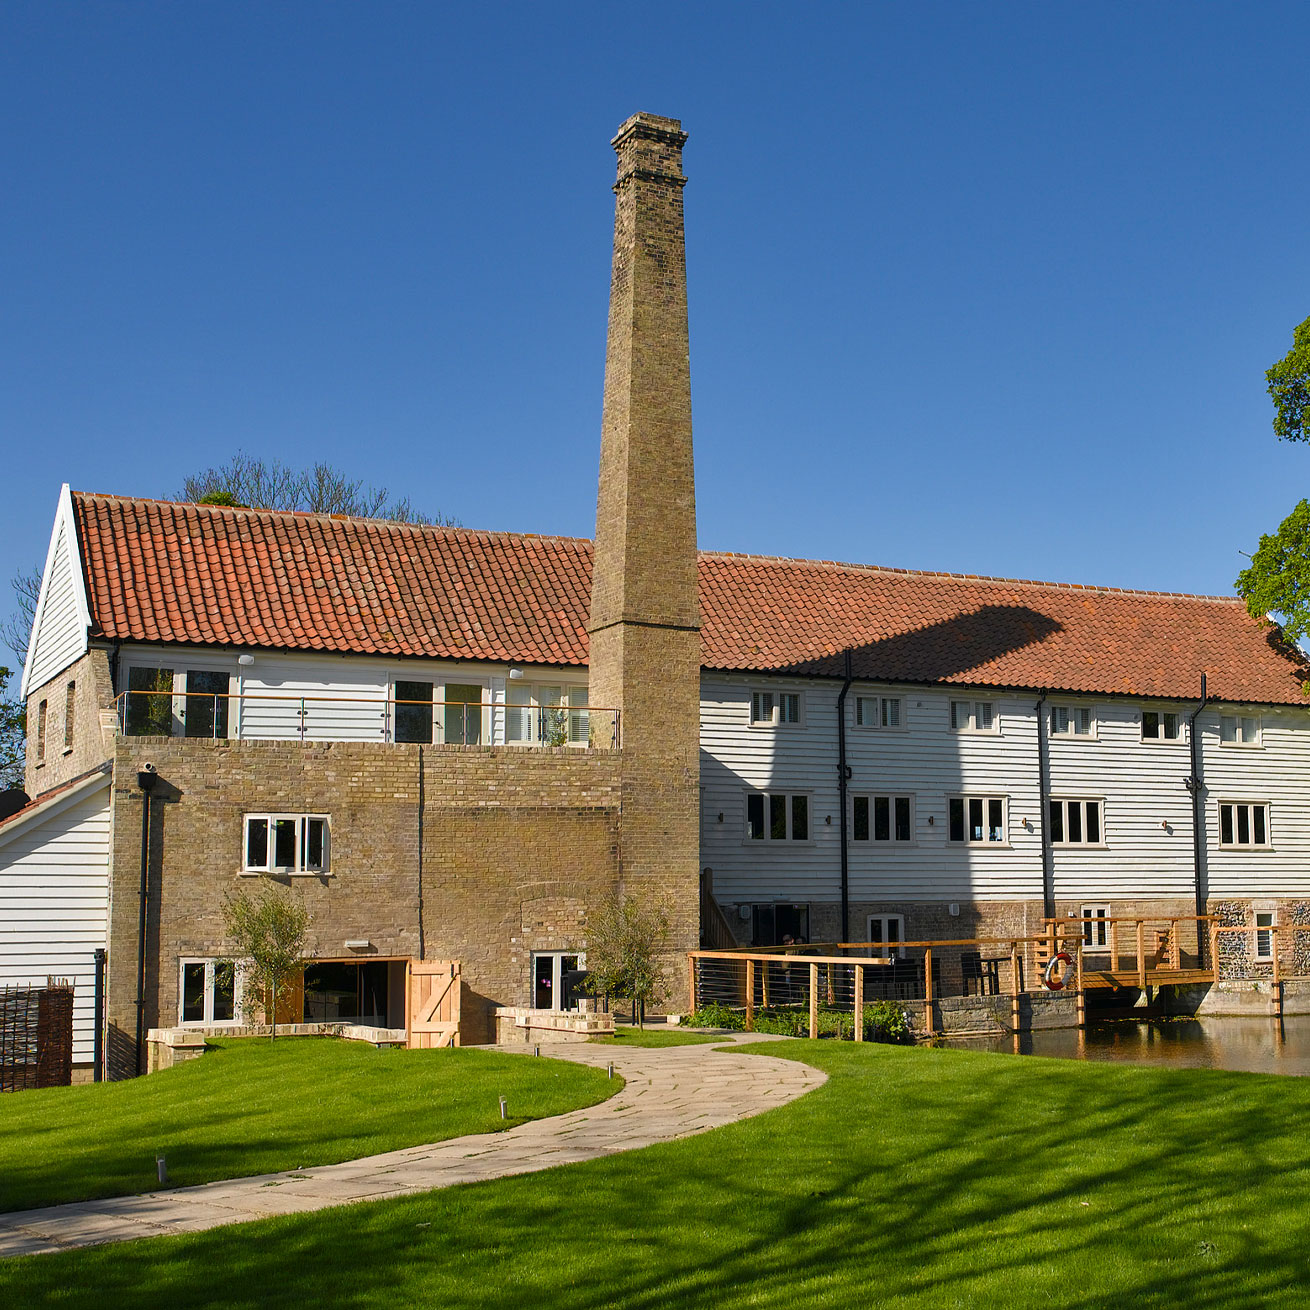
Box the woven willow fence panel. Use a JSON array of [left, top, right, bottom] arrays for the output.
[[0, 982, 74, 1092]]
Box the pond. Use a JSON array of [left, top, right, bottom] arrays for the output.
[[938, 1016, 1310, 1076]]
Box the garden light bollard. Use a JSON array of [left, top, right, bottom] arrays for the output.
[[499, 1096, 507, 1120], [156, 1155, 168, 1186]]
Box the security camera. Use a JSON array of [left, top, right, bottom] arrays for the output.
[[141, 762, 157, 774]]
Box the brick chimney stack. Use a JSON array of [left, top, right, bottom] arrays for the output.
[[588, 112, 701, 955]]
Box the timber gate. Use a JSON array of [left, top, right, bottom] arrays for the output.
[[0, 982, 74, 1092], [408, 960, 461, 1048]]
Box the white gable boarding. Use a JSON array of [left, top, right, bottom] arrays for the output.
[[21, 484, 91, 697]]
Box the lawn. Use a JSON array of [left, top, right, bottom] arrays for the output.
[[6, 1041, 1310, 1306], [0, 1037, 615, 1213], [597, 1026, 719, 1047]]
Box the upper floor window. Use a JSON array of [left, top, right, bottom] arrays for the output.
[[853, 794, 914, 843], [184, 670, 230, 739], [64, 681, 76, 751], [1220, 714, 1261, 747], [244, 814, 331, 874], [855, 696, 902, 729], [1142, 709, 1182, 742], [950, 699, 996, 733], [750, 691, 801, 727], [746, 791, 810, 842], [394, 680, 434, 743], [124, 666, 175, 736], [1050, 705, 1093, 738], [949, 795, 1006, 844], [1218, 802, 1269, 850], [1050, 798, 1103, 846], [507, 683, 589, 746]]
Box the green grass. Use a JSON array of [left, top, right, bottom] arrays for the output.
[[7, 1042, 1310, 1306], [597, 1026, 719, 1047], [0, 1037, 614, 1213]]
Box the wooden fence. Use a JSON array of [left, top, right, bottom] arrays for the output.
[[0, 982, 74, 1092]]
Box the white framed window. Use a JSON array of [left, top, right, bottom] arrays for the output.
[[1220, 714, 1261, 747], [745, 791, 811, 842], [855, 695, 902, 729], [179, 958, 241, 1026], [1080, 904, 1110, 949], [1254, 911, 1276, 962], [852, 794, 914, 843], [1049, 798, 1104, 846], [750, 690, 802, 727], [506, 683, 590, 746], [1142, 709, 1182, 742], [948, 795, 1007, 844], [867, 914, 906, 958], [1050, 705, 1093, 738], [1218, 802, 1270, 849], [532, 952, 586, 1011], [950, 699, 996, 733], [243, 814, 331, 874]]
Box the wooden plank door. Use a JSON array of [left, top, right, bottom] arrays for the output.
[[409, 960, 461, 1048]]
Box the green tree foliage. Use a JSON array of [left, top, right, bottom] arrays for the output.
[[583, 895, 671, 1029], [221, 884, 311, 1038], [180, 452, 457, 526], [1267, 315, 1310, 444], [0, 666, 25, 790]]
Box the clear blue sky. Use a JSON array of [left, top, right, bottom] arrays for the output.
[[4, 3, 1310, 650]]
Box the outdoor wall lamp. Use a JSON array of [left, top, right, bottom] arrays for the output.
[[345, 939, 371, 950], [238, 653, 255, 667], [508, 667, 525, 680]]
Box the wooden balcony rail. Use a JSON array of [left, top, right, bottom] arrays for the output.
[[113, 690, 619, 749]]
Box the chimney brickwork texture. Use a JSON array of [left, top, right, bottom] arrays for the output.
[[588, 113, 702, 967]]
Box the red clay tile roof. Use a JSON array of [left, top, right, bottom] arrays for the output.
[[71, 493, 1310, 705]]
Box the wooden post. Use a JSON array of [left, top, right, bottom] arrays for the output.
[[1075, 946, 1085, 1028], [1169, 919, 1180, 970], [809, 963, 819, 1039], [1272, 927, 1283, 1019], [1136, 921, 1146, 991], [923, 947, 935, 1037], [761, 955, 770, 1008], [687, 954, 696, 1016], [1009, 940, 1020, 1032], [1110, 919, 1118, 973], [1210, 921, 1220, 985], [745, 958, 755, 1032], [854, 964, 864, 1043]]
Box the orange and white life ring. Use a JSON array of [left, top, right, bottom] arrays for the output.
[[1043, 951, 1073, 991]]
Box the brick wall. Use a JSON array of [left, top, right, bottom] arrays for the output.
[[25, 647, 116, 797]]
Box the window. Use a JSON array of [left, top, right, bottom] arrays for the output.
[[1142, 709, 1181, 741], [532, 952, 586, 1010], [35, 699, 47, 764], [852, 794, 914, 843], [855, 696, 902, 729], [867, 914, 905, 958], [1081, 905, 1110, 949], [950, 699, 996, 732], [443, 683, 485, 745], [304, 961, 389, 1025], [1220, 714, 1261, 747], [746, 792, 810, 842], [1049, 799, 1103, 846], [184, 670, 230, 739], [1050, 705, 1092, 738], [179, 958, 240, 1026], [1255, 911, 1276, 962], [243, 815, 331, 874], [124, 666, 175, 736], [394, 680, 434, 744], [948, 795, 1006, 844], [63, 682, 76, 751], [1218, 802, 1269, 849], [751, 903, 809, 946], [506, 684, 589, 746], [750, 690, 801, 727]]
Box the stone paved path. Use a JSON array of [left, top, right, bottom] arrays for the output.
[[0, 1034, 824, 1259]]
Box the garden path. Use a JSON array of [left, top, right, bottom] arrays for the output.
[[0, 1033, 823, 1259]]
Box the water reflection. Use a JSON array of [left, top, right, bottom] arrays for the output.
[[937, 1016, 1310, 1075]]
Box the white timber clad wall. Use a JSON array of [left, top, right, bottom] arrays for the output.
[[0, 782, 111, 1064], [24, 513, 88, 697], [1203, 705, 1310, 898]]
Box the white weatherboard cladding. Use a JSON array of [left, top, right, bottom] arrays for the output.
[[22, 487, 90, 697], [0, 781, 111, 1063], [1202, 707, 1310, 898]]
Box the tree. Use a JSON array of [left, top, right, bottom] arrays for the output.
[[1237, 317, 1310, 647], [1, 565, 41, 666], [221, 884, 310, 1038], [0, 667, 25, 790], [583, 895, 671, 1029], [179, 452, 457, 526]]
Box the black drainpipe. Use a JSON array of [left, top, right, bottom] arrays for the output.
[[1035, 691, 1053, 920], [135, 764, 158, 1074], [836, 649, 854, 943], [1187, 673, 1209, 919]]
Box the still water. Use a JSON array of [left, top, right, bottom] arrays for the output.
[[940, 1016, 1310, 1076]]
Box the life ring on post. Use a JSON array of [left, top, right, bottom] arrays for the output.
[[1043, 951, 1073, 991]]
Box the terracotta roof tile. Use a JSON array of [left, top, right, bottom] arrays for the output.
[[71, 493, 1310, 705]]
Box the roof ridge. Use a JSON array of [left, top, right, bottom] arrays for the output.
[[698, 549, 1246, 605]]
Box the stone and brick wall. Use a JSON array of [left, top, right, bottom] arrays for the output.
[[25, 647, 116, 798]]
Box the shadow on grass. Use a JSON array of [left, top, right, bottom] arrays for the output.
[[4, 1043, 1310, 1307]]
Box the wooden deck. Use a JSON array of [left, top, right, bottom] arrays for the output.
[[1081, 968, 1214, 991]]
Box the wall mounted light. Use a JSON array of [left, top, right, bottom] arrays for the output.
[[927, 815, 934, 826], [238, 654, 255, 667], [825, 815, 832, 825], [508, 667, 525, 680], [717, 812, 724, 823], [344, 939, 371, 950]]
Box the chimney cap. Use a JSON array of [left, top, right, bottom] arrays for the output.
[[612, 112, 687, 150]]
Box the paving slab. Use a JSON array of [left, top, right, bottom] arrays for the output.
[[0, 1033, 823, 1259]]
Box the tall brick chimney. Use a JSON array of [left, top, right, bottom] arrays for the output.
[[588, 112, 701, 957]]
